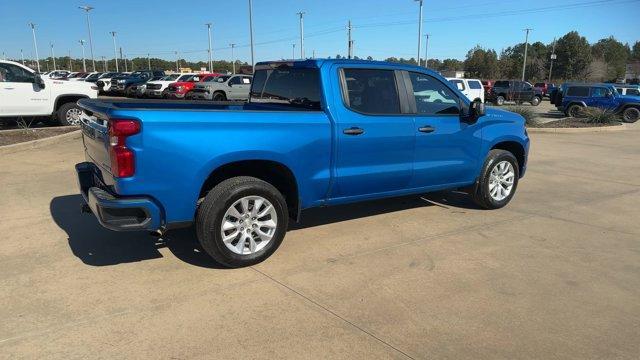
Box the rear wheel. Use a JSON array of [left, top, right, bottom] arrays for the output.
[[56, 102, 83, 126], [530, 96, 541, 106], [471, 149, 519, 210], [494, 96, 505, 106], [196, 176, 288, 268], [212, 91, 227, 101], [622, 107, 640, 123], [567, 104, 584, 118]]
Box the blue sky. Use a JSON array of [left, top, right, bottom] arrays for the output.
[[1, 0, 639, 63]]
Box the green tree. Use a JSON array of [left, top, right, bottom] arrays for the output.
[[632, 41, 640, 60], [554, 31, 592, 80], [591, 36, 630, 80], [464, 45, 499, 79]]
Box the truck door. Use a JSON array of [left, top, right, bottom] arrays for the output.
[[590, 87, 616, 110], [0, 62, 50, 116], [405, 71, 481, 187], [227, 75, 250, 100], [329, 67, 415, 199]]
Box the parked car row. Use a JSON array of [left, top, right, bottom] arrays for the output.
[[445, 78, 543, 106], [550, 83, 640, 122]]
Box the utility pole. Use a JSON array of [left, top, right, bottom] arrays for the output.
[[521, 28, 532, 81], [20, 49, 25, 65], [229, 43, 236, 74], [297, 11, 305, 59], [415, 0, 423, 66], [79, 6, 96, 71], [347, 20, 353, 59], [205, 23, 213, 72], [424, 34, 430, 68], [292, 44, 296, 60], [548, 38, 557, 82], [120, 47, 127, 72], [50, 43, 56, 69], [79, 40, 86, 72], [248, 0, 255, 72], [312, 49, 315, 58], [147, 53, 151, 70], [68, 49, 72, 71], [102, 56, 107, 71], [175, 51, 179, 72], [28, 22, 40, 72], [110, 31, 119, 72]]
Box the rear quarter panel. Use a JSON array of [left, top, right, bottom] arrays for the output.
[[110, 109, 332, 224]]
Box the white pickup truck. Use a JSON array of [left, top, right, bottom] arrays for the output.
[[0, 60, 98, 126]]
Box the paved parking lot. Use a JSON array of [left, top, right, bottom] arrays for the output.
[[1, 127, 639, 359]]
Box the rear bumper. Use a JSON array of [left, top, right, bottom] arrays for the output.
[[76, 162, 163, 231]]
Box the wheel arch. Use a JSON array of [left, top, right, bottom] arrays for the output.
[[490, 141, 526, 175], [53, 94, 89, 113], [199, 159, 300, 221]]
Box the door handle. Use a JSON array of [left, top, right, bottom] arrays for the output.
[[418, 125, 435, 133], [343, 127, 364, 135]]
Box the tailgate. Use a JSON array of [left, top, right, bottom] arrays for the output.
[[78, 105, 113, 179]]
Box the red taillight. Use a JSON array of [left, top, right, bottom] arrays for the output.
[[109, 119, 140, 178]]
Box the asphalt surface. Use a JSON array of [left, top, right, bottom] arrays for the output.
[[1, 125, 639, 359]]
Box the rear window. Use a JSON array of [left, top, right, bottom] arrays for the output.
[[628, 89, 640, 96], [250, 66, 321, 110], [468, 80, 482, 90], [449, 79, 465, 91], [566, 86, 590, 97], [342, 68, 400, 114], [494, 81, 510, 88]]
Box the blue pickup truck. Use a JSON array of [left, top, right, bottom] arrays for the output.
[[551, 83, 640, 122], [76, 59, 529, 267]]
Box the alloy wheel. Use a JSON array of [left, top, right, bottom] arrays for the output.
[[488, 161, 515, 202], [220, 196, 278, 255]]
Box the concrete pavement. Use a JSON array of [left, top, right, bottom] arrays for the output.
[[1, 127, 639, 359]]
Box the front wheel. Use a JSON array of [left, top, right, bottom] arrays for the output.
[[494, 96, 505, 106], [196, 176, 288, 268], [212, 91, 227, 101], [530, 96, 541, 106], [471, 149, 519, 209], [622, 107, 640, 123]]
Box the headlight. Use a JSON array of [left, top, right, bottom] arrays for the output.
[[177, 86, 184, 91], [118, 80, 126, 84]]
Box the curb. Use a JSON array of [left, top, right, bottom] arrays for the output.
[[0, 129, 81, 155], [527, 123, 628, 134]]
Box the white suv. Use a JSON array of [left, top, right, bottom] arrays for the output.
[[145, 73, 193, 98], [446, 78, 485, 103], [0, 60, 98, 125]]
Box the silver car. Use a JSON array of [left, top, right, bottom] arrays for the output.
[[189, 75, 252, 101]]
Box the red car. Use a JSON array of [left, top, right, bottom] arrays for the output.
[[481, 80, 494, 100], [164, 73, 219, 99], [534, 82, 555, 97]]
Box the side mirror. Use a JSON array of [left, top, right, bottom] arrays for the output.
[[34, 74, 45, 89], [470, 100, 485, 118]]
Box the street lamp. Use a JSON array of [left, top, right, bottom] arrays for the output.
[[292, 44, 296, 60], [109, 31, 118, 72], [205, 23, 213, 73], [296, 11, 305, 59], [50, 42, 56, 69], [521, 28, 532, 81], [28, 22, 40, 72], [229, 43, 236, 74], [415, 0, 423, 66], [79, 40, 87, 72], [423, 34, 430, 68], [79, 6, 96, 71], [248, 0, 255, 72]]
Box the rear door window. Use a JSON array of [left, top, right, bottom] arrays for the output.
[[591, 87, 609, 97], [566, 86, 590, 97], [494, 81, 510, 88], [468, 80, 482, 90], [250, 66, 322, 110], [341, 68, 401, 114]]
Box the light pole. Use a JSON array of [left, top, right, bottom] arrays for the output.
[[102, 56, 107, 71], [205, 23, 213, 73], [50, 42, 56, 69], [79, 6, 96, 71], [68, 49, 72, 71], [230, 43, 236, 74], [292, 44, 296, 60], [20, 49, 25, 65], [415, 0, 423, 66], [79, 40, 86, 72], [28, 22, 40, 72], [521, 28, 532, 81], [175, 51, 179, 72], [147, 53, 151, 70], [423, 34, 430, 68], [548, 38, 557, 82], [347, 20, 353, 59], [297, 11, 305, 59], [109, 31, 118, 72], [248, 0, 255, 72]]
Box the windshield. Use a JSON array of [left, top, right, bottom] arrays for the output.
[[161, 74, 180, 81], [177, 74, 192, 81], [250, 66, 321, 110]]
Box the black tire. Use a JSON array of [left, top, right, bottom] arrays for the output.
[[196, 176, 289, 268], [530, 96, 541, 106], [56, 102, 83, 126], [622, 107, 640, 123], [212, 91, 227, 101], [471, 149, 520, 210], [566, 104, 584, 118], [125, 86, 136, 98], [494, 96, 505, 106]]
